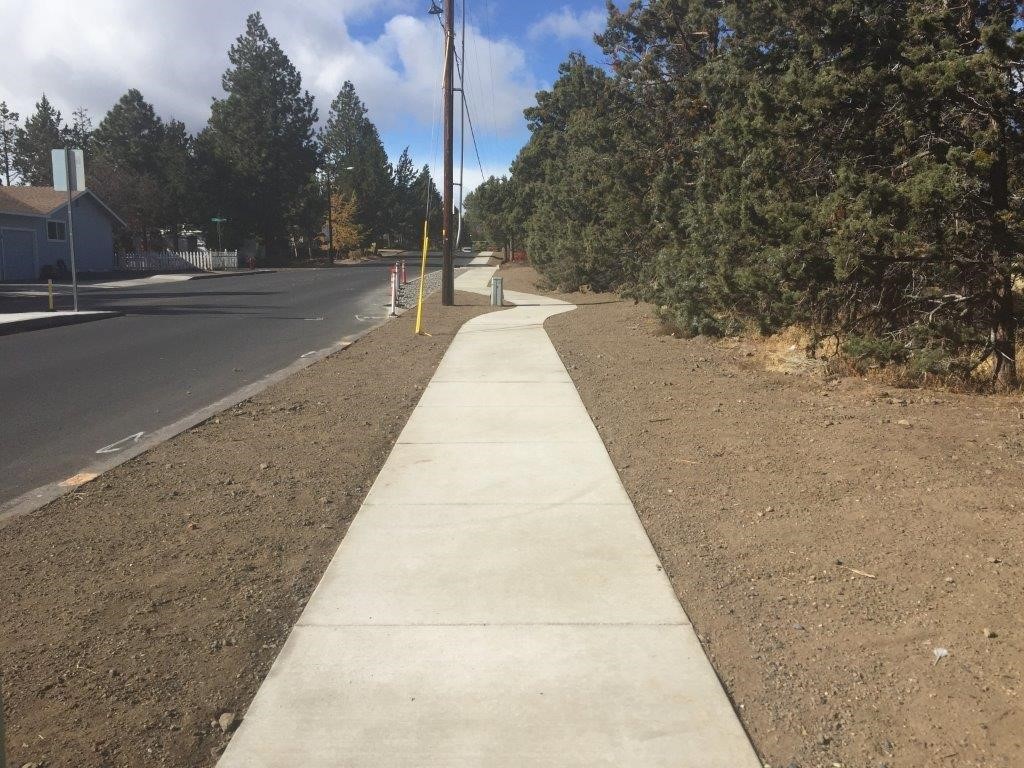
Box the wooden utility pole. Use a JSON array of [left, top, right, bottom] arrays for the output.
[[441, 0, 455, 305]]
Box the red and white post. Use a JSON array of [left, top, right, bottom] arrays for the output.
[[389, 264, 398, 317]]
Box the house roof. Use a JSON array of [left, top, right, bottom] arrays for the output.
[[0, 186, 126, 227]]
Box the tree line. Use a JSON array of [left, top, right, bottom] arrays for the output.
[[467, 2, 1024, 386], [0, 13, 441, 260]]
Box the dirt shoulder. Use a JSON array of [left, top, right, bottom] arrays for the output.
[[501, 263, 1023, 768], [0, 291, 493, 767]]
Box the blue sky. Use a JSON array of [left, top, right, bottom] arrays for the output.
[[0, 0, 611, 192]]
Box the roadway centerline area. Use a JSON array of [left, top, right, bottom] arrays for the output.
[[0, 258, 472, 511]]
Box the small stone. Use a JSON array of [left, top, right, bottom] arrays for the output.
[[218, 712, 237, 733], [896, 419, 911, 427], [259, 463, 269, 471], [944, 576, 955, 584], [983, 628, 997, 638]]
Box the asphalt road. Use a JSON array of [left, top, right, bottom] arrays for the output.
[[0, 256, 472, 507]]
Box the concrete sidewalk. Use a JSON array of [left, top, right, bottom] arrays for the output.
[[218, 262, 761, 767], [0, 310, 122, 335]]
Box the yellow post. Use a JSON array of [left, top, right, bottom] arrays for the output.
[[414, 220, 431, 335], [47, 279, 54, 311]]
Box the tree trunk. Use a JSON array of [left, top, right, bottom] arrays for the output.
[[993, 270, 1017, 387]]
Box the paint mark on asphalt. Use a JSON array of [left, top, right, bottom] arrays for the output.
[[355, 314, 385, 322], [300, 350, 318, 358], [60, 472, 99, 487], [96, 432, 146, 454]]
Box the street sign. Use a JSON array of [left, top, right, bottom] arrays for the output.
[[51, 148, 84, 311], [52, 148, 85, 191], [211, 216, 227, 252]]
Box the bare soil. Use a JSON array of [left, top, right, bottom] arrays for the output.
[[0, 291, 493, 767], [500, 263, 1024, 768]]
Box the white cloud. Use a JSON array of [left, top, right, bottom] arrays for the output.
[[0, 0, 536, 142], [528, 6, 605, 42]]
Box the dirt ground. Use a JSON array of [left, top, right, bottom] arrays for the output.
[[500, 264, 1023, 768], [0, 290, 493, 768]]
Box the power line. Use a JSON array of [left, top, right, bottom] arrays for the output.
[[454, 50, 488, 182]]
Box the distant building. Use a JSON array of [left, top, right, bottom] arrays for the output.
[[0, 186, 125, 281]]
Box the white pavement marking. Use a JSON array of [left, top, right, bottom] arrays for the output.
[[95, 432, 146, 454], [219, 265, 761, 767]]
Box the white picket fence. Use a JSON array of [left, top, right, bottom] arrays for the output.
[[118, 251, 239, 273]]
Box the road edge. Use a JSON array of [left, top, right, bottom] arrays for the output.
[[0, 310, 124, 336], [0, 264, 479, 523], [0, 337, 353, 524]]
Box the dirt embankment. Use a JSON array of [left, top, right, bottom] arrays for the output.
[[0, 291, 493, 768], [501, 263, 1024, 768]]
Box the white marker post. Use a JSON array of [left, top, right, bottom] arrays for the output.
[[389, 264, 398, 317], [52, 148, 85, 312]]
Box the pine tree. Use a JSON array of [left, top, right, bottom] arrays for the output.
[[158, 120, 196, 244], [202, 12, 319, 260], [91, 90, 164, 175], [390, 147, 418, 246], [411, 164, 443, 244], [322, 81, 394, 246], [89, 90, 168, 245], [0, 101, 19, 185], [13, 95, 65, 185], [66, 107, 93, 156]]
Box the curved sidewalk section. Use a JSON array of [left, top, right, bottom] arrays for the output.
[[219, 261, 761, 767]]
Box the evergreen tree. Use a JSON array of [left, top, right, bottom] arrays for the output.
[[411, 164, 443, 244], [322, 81, 394, 246], [506, 1, 1024, 384], [66, 107, 93, 156], [201, 12, 319, 260], [91, 90, 164, 175], [157, 119, 196, 243], [89, 90, 169, 245], [390, 147, 418, 246], [511, 53, 644, 291], [13, 95, 65, 185], [465, 176, 520, 256], [0, 101, 19, 185]]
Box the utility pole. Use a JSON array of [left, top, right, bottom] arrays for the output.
[[441, 0, 455, 305]]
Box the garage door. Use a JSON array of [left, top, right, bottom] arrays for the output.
[[1, 228, 37, 281]]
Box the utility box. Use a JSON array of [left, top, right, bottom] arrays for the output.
[[490, 276, 504, 306]]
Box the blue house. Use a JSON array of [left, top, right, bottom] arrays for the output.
[[0, 186, 125, 281]]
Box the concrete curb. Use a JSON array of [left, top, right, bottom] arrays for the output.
[[0, 310, 123, 336], [0, 336, 351, 525], [187, 269, 275, 280], [0, 264, 468, 524]]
